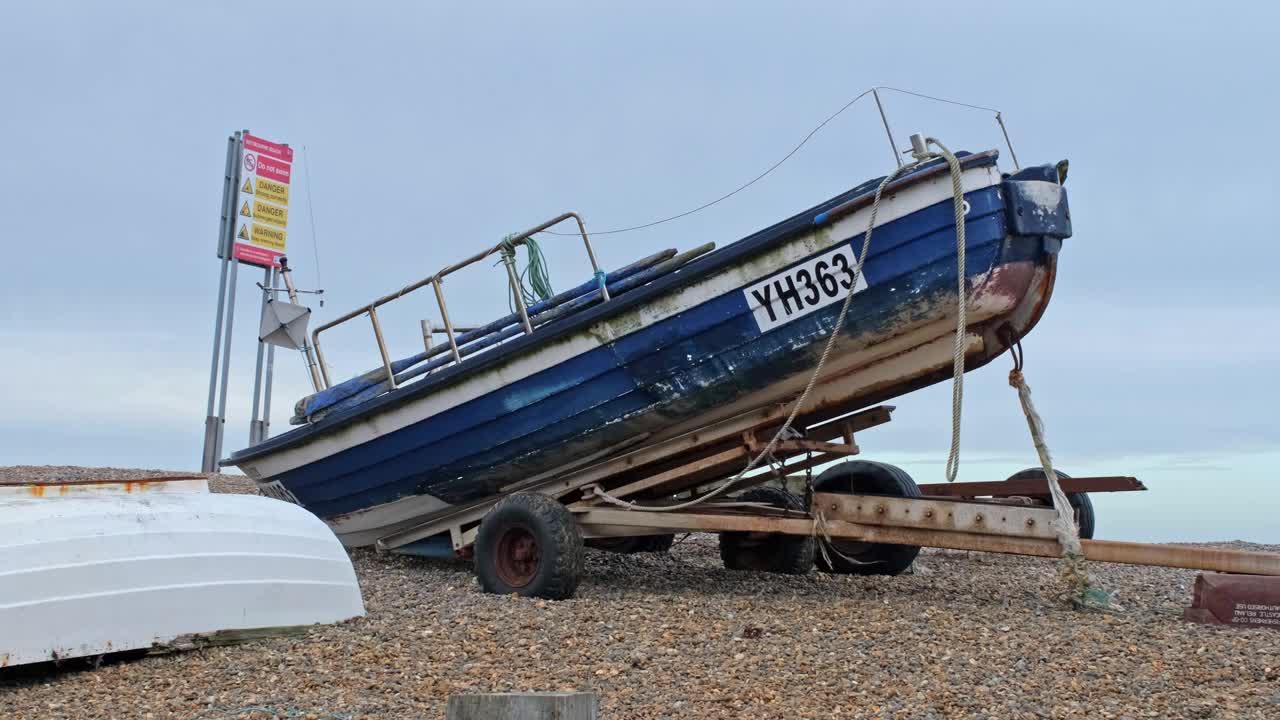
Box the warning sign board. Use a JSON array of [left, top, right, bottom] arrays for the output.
[[250, 223, 287, 251], [231, 132, 292, 267], [255, 178, 289, 205], [253, 199, 288, 228]]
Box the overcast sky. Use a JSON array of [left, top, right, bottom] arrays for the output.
[[1, 2, 1276, 541]]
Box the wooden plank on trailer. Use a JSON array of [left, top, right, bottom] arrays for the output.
[[573, 446, 748, 508], [774, 439, 859, 456], [598, 403, 892, 491], [577, 508, 816, 535], [550, 404, 892, 501], [918, 476, 1147, 497]]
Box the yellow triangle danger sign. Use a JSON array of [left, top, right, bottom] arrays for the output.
[[240, 201, 251, 217], [238, 225, 249, 240], [242, 178, 254, 194]]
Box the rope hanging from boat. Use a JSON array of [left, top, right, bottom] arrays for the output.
[[930, 139, 967, 484], [583, 140, 1109, 611], [806, 138, 969, 572], [499, 234, 555, 312], [585, 161, 912, 513], [1006, 340, 1118, 611]]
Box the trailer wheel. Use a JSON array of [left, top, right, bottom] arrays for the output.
[[474, 492, 584, 599], [585, 534, 676, 554], [812, 461, 921, 576], [1006, 468, 1095, 539], [719, 486, 815, 575]]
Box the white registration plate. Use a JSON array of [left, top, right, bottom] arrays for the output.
[[743, 243, 867, 332]]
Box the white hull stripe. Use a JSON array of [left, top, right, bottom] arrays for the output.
[[242, 165, 1001, 480]]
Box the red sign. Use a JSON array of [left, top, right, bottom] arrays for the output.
[[234, 242, 281, 268], [222, 131, 292, 266], [244, 133, 294, 163], [255, 154, 292, 185]]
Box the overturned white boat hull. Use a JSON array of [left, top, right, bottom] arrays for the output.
[[0, 478, 364, 668]]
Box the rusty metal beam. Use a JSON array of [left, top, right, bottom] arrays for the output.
[[574, 507, 1280, 576], [918, 476, 1147, 497], [812, 492, 1058, 539], [1079, 540, 1280, 576]]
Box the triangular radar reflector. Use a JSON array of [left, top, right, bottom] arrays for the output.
[[259, 299, 311, 350]]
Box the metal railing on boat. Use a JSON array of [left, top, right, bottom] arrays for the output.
[[310, 212, 606, 390]]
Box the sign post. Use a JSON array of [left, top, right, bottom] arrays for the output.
[[202, 130, 297, 472]]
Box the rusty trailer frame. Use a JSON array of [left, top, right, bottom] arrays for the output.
[[374, 401, 1280, 579]]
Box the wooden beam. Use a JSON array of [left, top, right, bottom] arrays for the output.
[[573, 446, 747, 507], [774, 439, 859, 456]]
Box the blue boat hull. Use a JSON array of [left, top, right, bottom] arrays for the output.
[[228, 154, 1071, 546]]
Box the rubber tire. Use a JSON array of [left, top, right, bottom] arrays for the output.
[[719, 486, 815, 575], [585, 534, 676, 554], [812, 461, 922, 576], [1006, 468, 1096, 539], [474, 493, 585, 599]]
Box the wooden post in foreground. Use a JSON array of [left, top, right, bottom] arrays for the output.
[[447, 692, 598, 720]]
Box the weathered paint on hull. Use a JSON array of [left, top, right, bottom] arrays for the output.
[[231, 156, 1071, 547]]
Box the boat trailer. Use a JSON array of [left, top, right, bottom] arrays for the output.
[[373, 397, 1280, 598]]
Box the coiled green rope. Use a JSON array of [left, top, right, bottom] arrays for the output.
[[499, 234, 555, 312]]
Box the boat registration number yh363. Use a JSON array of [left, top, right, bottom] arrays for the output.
[[743, 242, 868, 332]]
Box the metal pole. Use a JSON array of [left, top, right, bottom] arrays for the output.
[[501, 254, 534, 334], [281, 258, 324, 391], [571, 214, 609, 301], [369, 307, 396, 387], [872, 88, 903, 169], [214, 257, 240, 464], [261, 267, 278, 441], [420, 319, 433, 352], [995, 112, 1020, 170], [202, 134, 239, 473], [432, 278, 462, 364], [248, 264, 271, 445]]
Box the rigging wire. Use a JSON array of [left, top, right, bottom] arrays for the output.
[[876, 85, 1001, 113], [302, 144, 325, 305], [539, 87, 876, 237], [539, 85, 1003, 238]]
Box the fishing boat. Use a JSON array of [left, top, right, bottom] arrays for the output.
[[226, 148, 1071, 548], [0, 477, 364, 668]]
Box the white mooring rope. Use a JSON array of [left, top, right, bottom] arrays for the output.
[[588, 142, 1112, 610], [586, 160, 913, 512], [931, 140, 967, 484]]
